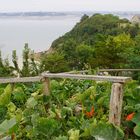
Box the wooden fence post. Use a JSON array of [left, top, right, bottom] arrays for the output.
[[42, 77, 50, 96], [109, 83, 123, 126]]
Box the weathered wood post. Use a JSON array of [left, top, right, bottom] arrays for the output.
[[42, 77, 50, 96], [42, 77, 50, 112], [109, 83, 123, 126]]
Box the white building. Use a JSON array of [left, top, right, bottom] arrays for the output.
[[131, 15, 140, 24]]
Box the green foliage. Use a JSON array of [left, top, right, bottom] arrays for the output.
[[90, 122, 124, 140], [0, 118, 17, 135], [12, 44, 40, 77], [12, 87, 27, 107], [34, 118, 59, 139], [68, 129, 80, 140], [30, 50, 39, 76], [22, 43, 30, 77], [26, 97, 37, 108], [0, 106, 7, 123], [0, 80, 139, 139], [0, 84, 12, 106], [76, 44, 94, 69], [0, 51, 13, 77], [80, 14, 89, 22], [54, 135, 68, 140], [1, 43, 40, 77], [41, 52, 69, 73], [120, 81, 140, 138], [94, 33, 134, 68], [12, 50, 20, 75], [134, 123, 140, 137]]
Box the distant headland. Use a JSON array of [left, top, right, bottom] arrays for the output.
[[0, 11, 140, 19]]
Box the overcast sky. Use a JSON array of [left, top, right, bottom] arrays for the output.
[[0, 0, 139, 12]]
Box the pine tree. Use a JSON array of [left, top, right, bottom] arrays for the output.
[[22, 43, 30, 77], [30, 50, 39, 76], [12, 50, 20, 76]]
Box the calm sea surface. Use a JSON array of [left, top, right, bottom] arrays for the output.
[[0, 16, 81, 63]]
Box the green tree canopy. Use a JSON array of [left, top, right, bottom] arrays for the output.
[[41, 52, 69, 73]]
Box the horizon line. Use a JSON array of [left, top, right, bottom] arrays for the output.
[[0, 10, 140, 13]]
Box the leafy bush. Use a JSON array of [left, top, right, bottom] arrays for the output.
[[0, 80, 139, 139]]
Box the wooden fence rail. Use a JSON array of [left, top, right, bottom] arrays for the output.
[[99, 69, 140, 72], [99, 69, 140, 76], [0, 72, 132, 126], [0, 76, 42, 84], [64, 69, 140, 76], [42, 73, 131, 83]]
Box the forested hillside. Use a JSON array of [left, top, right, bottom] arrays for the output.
[[41, 14, 140, 72]]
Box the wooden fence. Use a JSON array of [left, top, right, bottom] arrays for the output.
[[98, 69, 140, 76], [0, 72, 132, 126], [99, 69, 140, 72], [64, 69, 140, 75]]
